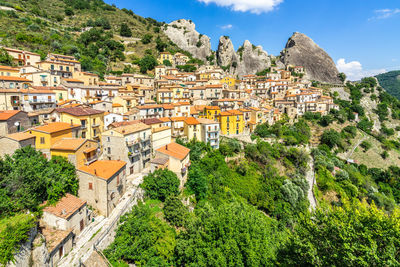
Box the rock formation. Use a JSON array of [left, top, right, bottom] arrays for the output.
[[163, 19, 212, 62], [235, 40, 271, 77], [280, 32, 341, 84], [216, 37, 271, 77], [216, 36, 238, 67]]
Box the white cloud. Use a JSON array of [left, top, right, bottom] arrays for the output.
[[369, 8, 400, 20], [221, 24, 233, 29], [336, 58, 386, 81], [197, 0, 283, 14]]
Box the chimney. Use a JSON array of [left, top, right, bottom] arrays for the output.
[[94, 169, 97, 176], [70, 119, 73, 126]]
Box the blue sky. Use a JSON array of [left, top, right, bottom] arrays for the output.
[[106, 0, 400, 80]]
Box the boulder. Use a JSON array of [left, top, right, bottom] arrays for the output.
[[163, 19, 212, 62], [280, 32, 341, 84]]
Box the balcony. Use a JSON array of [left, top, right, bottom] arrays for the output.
[[92, 123, 101, 128], [84, 155, 98, 165], [29, 99, 56, 104]]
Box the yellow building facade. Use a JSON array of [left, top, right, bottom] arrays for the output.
[[218, 110, 245, 135], [50, 138, 98, 168], [220, 77, 236, 87], [29, 122, 81, 150], [57, 107, 104, 141]]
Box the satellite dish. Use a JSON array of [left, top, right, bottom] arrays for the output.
[[14, 122, 20, 127]]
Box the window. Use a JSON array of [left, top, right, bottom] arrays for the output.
[[107, 137, 110, 142], [59, 246, 63, 258], [82, 132, 86, 138], [80, 219, 84, 231], [66, 66, 69, 72], [60, 66, 63, 71], [40, 137, 45, 144], [117, 175, 120, 185], [9, 83, 14, 89], [107, 147, 111, 154], [54, 77, 57, 83], [50, 64, 54, 70], [89, 183, 93, 190]]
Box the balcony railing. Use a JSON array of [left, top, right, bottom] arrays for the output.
[[84, 155, 98, 165]]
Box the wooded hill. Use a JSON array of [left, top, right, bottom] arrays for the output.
[[0, 0, 187, 76]]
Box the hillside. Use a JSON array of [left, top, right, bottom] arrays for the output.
[[376, 70, 400, 100], [0, 0, 184, 75]]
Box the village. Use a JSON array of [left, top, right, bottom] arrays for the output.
[[0, 46, 339, 266]]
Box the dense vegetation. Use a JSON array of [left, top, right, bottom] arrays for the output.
[[376, 70, 400, 100], [0, 146, 78, 265], [0, 0, 188, 76], [106, 109, 400, 266]]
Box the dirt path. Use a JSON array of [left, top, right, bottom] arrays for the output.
[[305, 147, 317, 210]]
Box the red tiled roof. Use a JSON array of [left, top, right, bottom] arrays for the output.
[[156, 142, 190, 161], [79, 160, 126, 180], [56, 107, 104, 116], [0, 110, 20, 121], [43, 193, 86, 219]]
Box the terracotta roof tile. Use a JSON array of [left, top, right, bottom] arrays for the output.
[[43, 193, 86, 219], [0, 110, 21, 120], [50, 138, 87, 151], [79, 160, 126, 180], [111, 122, 150, 135], [56, 107, 104, 116], [6, 132, 35, 141], [156, 142, 190, 161], [32, 122, 81, 134], [0, 76, 31, 82], [184, 117, 200, 125]]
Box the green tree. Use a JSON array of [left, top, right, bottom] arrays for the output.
[[321, 129, 342, 149], [138, 54, 157, 74], [120, 23, 132, 37], [141, 34, 153, 44], [279, 201, 400, 266], [163, 196, 188, 227], [175, 201, 283, 266], [0, 146, 78, 217], [163, 59, 172, 66], [0, 48, 13, 66], [141, 169, 180, 201], [104, 203, 176, 266], [338, 72, 346, 82], [64, 7, 74, 16]]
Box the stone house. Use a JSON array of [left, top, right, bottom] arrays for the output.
[[102, 123, 152, 175], [155, 142, 190, 188], [78, 160, 127, 217], [0, 110, 31, 136], [0, 132, 35, 157], [42, 193, 89, 236]]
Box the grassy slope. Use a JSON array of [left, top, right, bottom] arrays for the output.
[[0, 0, 177, 70], [376, 71, 400, 100]]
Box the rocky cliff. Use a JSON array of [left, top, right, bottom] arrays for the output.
[[280, 32, 341, 84], [163, 19, 212, 62], [216, 36, 271, 77]]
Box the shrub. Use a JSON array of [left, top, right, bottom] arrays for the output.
[[65, 7, 74, 16], [321, 129, 342, 149], [141, 34, 152, 44], [360, 140, 372, 151], [141, 169, 180, 201], [120, 23, 132, 37], [163, 196, 188, 227], [0, 214, 36, 265]]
